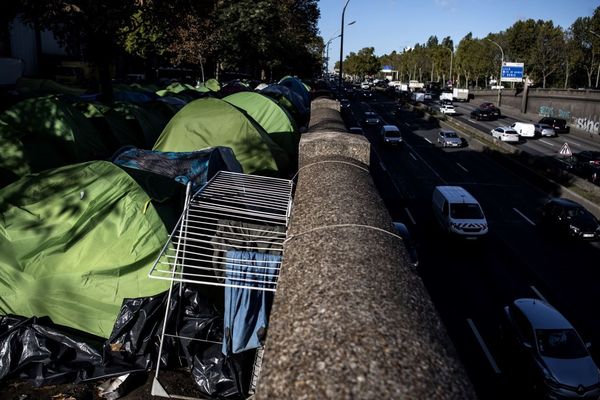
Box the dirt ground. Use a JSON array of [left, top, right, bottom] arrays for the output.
[[0, 370, 205, 400]]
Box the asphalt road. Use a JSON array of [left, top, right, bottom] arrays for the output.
[[347, 94, 600, 399]]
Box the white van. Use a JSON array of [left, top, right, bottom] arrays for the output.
[[432, 186, 488, 238], [511, 122, 536, 138]]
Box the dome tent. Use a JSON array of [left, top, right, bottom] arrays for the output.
[[153, 98, 290, 176]]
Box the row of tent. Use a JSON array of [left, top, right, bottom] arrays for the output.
[[0, 75, 314, 396]]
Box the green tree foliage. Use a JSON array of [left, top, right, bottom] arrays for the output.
[[343, 47, 380, 78]]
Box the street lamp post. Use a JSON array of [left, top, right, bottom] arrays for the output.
[[487, 38, 504, 107], [338, 0, 351, 92], [324, 35, 341, 74]]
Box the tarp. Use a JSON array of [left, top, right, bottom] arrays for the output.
[[153, 98, 290, 175], [0, 96, 112, 178], [0, 161, 172, 338], [260, 84, 310, 129], [224, 91, 299, 158]]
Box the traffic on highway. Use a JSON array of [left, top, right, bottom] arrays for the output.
[[339, 87, 600, 399]]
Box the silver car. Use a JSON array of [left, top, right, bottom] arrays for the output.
[[502, 298, 600, 399], [534, 123, 557, 137], [437, 130, 462, 147]]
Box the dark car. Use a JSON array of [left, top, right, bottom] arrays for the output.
[[502, 299, 600, 399], [470, 108, 495, 121], [540, 198, 600, 240], [479, 102, 501, 117], [539, 117, 570, 133], [340, 99, 351, 109], [566, 151, 600, 184]]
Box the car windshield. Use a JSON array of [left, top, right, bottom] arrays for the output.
[[365, 112, 376, 117], [385, 130, 401, 138], [536, 329, 588, 359], [450, 203, 484, 219], [565, 206, 592, 219], [443, 132, 458, 138]]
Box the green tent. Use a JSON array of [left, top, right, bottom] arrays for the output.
[[16, 77, 86, 97], [0, 96, 111, 178], [153, 98, 290, 175], [196, 78, 220, 93], [224, 91, 299, 158], [0, 161, 171, 338]]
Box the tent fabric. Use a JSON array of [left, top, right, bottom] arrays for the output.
[[196, 79, 221, 93], [279, 76, 310, 110], [223, 92, 299, 158], [0, 161, 171, 338], [222, 250, 278, 355], [260, 84, 309, 128], [153, 98, 290, 175], [112, 146, 243, 192]]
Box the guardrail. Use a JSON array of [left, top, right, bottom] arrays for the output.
[[256, 98, 477, 399]]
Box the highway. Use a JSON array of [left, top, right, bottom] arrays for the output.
[[348, 94, 600, 399]]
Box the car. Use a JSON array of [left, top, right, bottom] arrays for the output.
[[439, 104, 456, 114], [479, 102, 501, 117], [437, 130, 462, 147], [491, 126, 520, 143], [470, 108, 494, 121], [380, 124, 402, 145], [570, 151, 600, 184], [363, 111, 380, 125], [348, 127, 364, 135], [501, 298, 600, 399], [440, 99, 453, 106], [534, 123, 556, 137], [361, 82, 371, 90], [539, 117, 570, 133], [361, 90, 373, 99], [393, 222, 418, 268], [540, 198, 600, 240], [340, 99, 351, 109]]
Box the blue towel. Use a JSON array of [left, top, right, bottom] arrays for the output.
[[222, 250, 280, 355]]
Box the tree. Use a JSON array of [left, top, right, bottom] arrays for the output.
[[530, 21, 565, 88]]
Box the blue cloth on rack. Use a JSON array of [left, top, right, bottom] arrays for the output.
[[222, 250, 280, 355]]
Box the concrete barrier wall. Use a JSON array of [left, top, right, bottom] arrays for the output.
[[256, 98, 477, 399], [471, 89, 600, 135]]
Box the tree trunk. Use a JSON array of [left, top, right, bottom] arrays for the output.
[[543, 74, 546, 89], [475, 76, 479, 88], [564, 61, 569, 89]]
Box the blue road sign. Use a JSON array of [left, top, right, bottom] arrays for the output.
[[501, 62, 524, 82]]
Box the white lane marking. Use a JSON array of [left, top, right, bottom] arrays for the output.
[[404, 142, 447, 184], [539, 139, 555, 147], [379, 160, 387, 172], [456, 162, 469, 172], [566, 140, 582, 149], [530, 286, 549, 303], [513, 208, 536, 226], [467, 319, 501, 375], [409, 152, 417, 161], [424, 138, 432, 144], [405, 208, 416, 225]]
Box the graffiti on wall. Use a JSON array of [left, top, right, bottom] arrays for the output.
[[538, 105, 599, 135]]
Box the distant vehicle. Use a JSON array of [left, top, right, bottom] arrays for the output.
[[437, 130, 462, 148], [567, 151, 600, 184], [361, 82, 371, 90], [393, 222, 419, 268], [380, 124, 402, 145], [539, 117, 570, 133], [348, 127, 364, 135], [340, 99, 351, 109], [439, 104, 456, 115], [394, 83, 410, 92], [409, 80, 425, 90], [491, 126, 520, 143], [432, 186, 488, 238], [511, 122, 537, 138], [540, 198, 600, 240], [363, 111, 380, 125], [361, 90, 373, 99], [452, 88, 469, 102], [470, 108, 494, 121], [440, 92, 453, 102], [501, 298, 600, 399], [533, 123, 556, 137], [479, 102, 501, 117], [424, 92, 433, 101], [412, 92, 425, 102]]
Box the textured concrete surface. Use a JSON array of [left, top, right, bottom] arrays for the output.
[[256, 102, 477, 399]]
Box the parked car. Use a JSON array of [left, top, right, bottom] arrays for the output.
[[501, 298, 600, 399], [470, 108, 494, 121], [438, 130, 462, 147], [533, 123, 557, 137], [380, 124, 402, 145], [363, 111, 380, 125], [540, 198, 600, 240], [479, 102, 501, 117], [568, 151, 600, 184], [539, 117, 570, 133], [439, 104, 456, 114], [393, 222, 418, 268], [491, 126, 520, 143], [340, 99, 351, 109]]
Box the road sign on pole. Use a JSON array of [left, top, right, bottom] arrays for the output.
[[501, 62, 524, 82], [559, 142, 572, 157]]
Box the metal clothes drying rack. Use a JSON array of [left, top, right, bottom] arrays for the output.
[[148, 171, 293, 399]]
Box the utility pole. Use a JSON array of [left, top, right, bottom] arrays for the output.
[[338, 0, 350, 92]]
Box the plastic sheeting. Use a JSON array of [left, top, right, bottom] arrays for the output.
[[0, 286, 249, 399]]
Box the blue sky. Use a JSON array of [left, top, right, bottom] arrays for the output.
[[318, 0, 598, 71]]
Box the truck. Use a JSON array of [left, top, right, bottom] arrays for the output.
[[452, 88, 469, 102], [440, 92, 453, 102], [409, 80, 425, 90]]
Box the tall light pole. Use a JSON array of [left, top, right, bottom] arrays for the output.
[[324, 34, 341, 74], [589, 30, 600, 88], [487, 38, 504, 107], [338, 0, 351, 92], [443, 46, 453, 88]]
